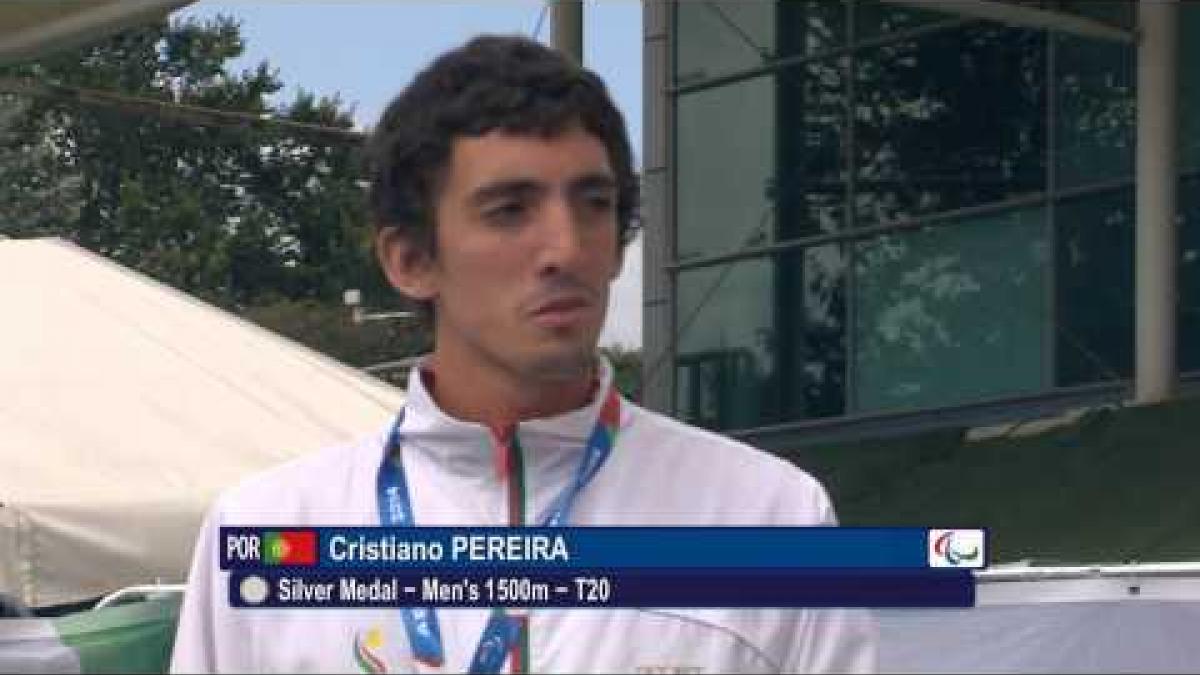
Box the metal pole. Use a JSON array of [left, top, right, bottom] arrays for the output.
[[882, 0, 1133, 43], [1135, 0, 1179, 404], [642, 0, 672, 412], [552, 0, 584, 64]]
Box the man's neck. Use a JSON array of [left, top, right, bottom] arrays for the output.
[[423, 351, 596, 432]]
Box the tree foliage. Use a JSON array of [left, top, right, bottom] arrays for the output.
[[601, 345, 643, 402], [0, 15, 425, 366]]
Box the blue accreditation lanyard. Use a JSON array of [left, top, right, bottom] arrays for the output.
[[376, 388, 620, 673]]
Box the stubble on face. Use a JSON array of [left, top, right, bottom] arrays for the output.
[[425, 125, 621, 400]]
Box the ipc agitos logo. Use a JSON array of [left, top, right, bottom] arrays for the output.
[[928, 529, 985, 568]]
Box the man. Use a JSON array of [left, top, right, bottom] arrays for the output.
[[171, 35, 877, 673]]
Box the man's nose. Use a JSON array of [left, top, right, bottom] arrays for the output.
[[536, 199, 587, 276]]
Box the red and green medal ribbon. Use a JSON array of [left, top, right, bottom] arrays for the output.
[[377, 387, 621, 673]]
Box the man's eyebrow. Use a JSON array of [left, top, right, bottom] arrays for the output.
[[468, 179, 543, 207], [569, 173, 618, 193], [468, 173, 617, 207]]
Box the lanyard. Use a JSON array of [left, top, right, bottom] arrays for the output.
[[376, 388, 621, 673]]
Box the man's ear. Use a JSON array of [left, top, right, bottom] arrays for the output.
[[609, 239, 626, 282], [375, 227, 437, 301]]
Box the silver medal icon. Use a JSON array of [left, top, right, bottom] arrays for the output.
[[240, 575, 269, 605]]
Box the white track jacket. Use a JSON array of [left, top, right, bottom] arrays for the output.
[[171, 361, 877, 673]]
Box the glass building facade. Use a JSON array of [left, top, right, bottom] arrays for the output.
[[644, 0, 1200, 445]]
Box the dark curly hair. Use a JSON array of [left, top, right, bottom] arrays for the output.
[[366, 35, 640, 261]]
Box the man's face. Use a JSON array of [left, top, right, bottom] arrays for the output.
[[383, 125, 622, 383]]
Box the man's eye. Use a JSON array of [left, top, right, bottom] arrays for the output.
[[485, 202, 526, 224], [584, 194, 616, 213]]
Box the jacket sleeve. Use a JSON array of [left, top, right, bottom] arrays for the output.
[[170, 502, 252, 674], [784, 474, 880, 673]]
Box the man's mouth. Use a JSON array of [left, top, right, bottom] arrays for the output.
[[529, 295, 593, 329]]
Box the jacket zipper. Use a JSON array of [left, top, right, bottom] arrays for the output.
[[500, 428, 530, 674]]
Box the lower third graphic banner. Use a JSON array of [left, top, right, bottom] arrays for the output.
[[229, 568, 972, 608], [222, 527, 983, 609]]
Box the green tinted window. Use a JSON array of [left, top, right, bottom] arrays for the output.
[[675, 247, 848, 428], [1055, 34, 1134, 188], [1054, 188, 1134, 386], [853, 207, 1050, 412], [675, 1, 845, 86], [854, 24, 1047, 227]]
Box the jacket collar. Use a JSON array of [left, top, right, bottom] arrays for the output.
[[393, 355, 618, 482]]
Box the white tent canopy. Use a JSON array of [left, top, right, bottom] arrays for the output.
[[0, 238, 405, 607], [0, 1, 191, 67]]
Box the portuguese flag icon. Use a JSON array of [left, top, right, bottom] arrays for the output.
[[263, 530, 317, 566]]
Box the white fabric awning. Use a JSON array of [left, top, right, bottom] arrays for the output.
[[0, 238, 404, 607], [0, 1, 193, 66]]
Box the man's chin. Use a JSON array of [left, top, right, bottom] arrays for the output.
[[521, 345, 599, 383]]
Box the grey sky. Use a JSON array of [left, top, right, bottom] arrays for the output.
[[175, 1, 644, 348]]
